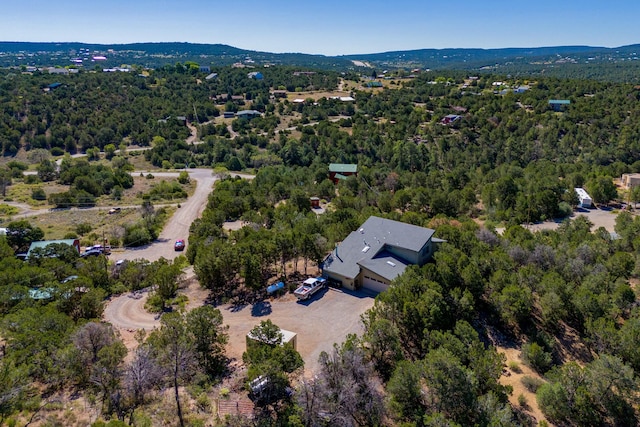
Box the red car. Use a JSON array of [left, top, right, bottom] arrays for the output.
[[174, 239, 186, 251]]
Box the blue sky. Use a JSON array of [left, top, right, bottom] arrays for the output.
[[2, 1, 639, 55]]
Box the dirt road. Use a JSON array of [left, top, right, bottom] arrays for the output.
[[113, 170, 253, 263]]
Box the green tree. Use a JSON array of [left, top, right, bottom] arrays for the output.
[[5, 220, 44, 254], [185, 306, 229, 378], [36, 159, 58, 182]]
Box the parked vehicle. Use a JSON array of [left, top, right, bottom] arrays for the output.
[[267, 281, 285, 295], [294, 277, 327, 300], [108, 207, 121, 214], [81, 249, 102, 258], [174, 239, 185, 251], [87, 244, 111, 255]]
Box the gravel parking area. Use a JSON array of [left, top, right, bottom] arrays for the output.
[[496, 207, 628, 235], [221, 287, 376, 375], [525, 207, 621, 233]]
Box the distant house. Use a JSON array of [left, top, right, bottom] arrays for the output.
[[47, 82, 62, 90], [329, 163, 358, 184], [549, 99, 571, 111], [47, 67, 69, 75], [514, 85, 530, 94], [235, 110, 262, 120], [247, 71, 263, 80], [364, 81, 383, 88], [293, 71, 315, 76], [223, 111, 236, 119], [26, 239, 80, 260], [158, 116, 187, 126], [575, 188, 593, 208], [622, 173, 640, 189], [441, 114, 461, 125], [199, 65, 211, 73], [205, 72, 218, 80], [272, 90, 288, 98], [321, 216, 441, 292]]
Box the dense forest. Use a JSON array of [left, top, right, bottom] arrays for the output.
[[2, 63, 640, 425]]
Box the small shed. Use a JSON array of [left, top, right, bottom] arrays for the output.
[[549, 99, 571, 111], [622, 173, 640, 189], [246, 328, 297, 351], [310, 197, 320, 208]]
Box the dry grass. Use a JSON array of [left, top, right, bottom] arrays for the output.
[[31, 207, 142, 243], [5, 181, 69, 207]]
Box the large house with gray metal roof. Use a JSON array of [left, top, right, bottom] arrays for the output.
[[321, 216, 440, 292]]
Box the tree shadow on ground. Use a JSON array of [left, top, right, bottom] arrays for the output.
[[251, 300, 272, 317]]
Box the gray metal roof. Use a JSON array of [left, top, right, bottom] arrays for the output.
[[322, 216, 435, 280], [358, 250, 410, 281]]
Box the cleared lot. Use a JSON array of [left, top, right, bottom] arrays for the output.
[[221, 288, 376, 375], [526, 207, 620, 233]]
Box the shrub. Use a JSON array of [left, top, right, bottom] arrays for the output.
[[76, 223, 92, 235], [24, 175, 41, 184], [178, 171, 190, 184], [518, 394, 528, 408], [521, 375, 544, 393], [508, 361, 522, 373], [521, 343, 552, 373], [123, 225, 152, 247], [195, 393, 211, 412], [31, 187, 47, 201], [50, 147, 64, 156], [144, 293, 164, 313]]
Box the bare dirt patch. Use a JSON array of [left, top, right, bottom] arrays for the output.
[[498, 346, 551, 425]]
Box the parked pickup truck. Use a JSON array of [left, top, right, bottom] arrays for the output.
[[294, 277, 327, 300]]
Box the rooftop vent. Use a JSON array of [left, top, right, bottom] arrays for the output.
[[387, 261, 396, 267], [362, 246, 371, 253]]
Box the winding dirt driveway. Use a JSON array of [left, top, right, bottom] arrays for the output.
[[112, 170, 253, 263], [103, 170, 252, 325]]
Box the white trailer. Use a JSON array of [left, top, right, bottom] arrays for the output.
[[575, 188, 593, 208]]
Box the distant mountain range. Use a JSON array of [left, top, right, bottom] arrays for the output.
[[1, 41, 640, 81]]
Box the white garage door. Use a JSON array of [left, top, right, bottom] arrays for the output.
[[362, 275, 389, 293]]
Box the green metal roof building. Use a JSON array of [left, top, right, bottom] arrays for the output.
[[329, 164, 358, 183], [26, 239, 80, 259]]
